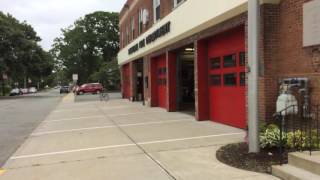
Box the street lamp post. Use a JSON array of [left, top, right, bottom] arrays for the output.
[[248, 0, 260, 153]]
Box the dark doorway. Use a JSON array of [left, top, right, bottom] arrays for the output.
[[176, 45, 195, 114], [134, 59, 144, 102]]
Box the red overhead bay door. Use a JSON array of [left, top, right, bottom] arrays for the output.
[[152, 55, 167, 109], [207, 26, 246, 129]]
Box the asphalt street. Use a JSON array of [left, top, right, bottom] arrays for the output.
[[0, 89, 64, 166]]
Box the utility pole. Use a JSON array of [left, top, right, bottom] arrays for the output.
[[248, 0, 260, 153]]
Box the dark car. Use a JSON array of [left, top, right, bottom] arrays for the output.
[[60, 86, 70, 94], [76, 83, 103, 95]]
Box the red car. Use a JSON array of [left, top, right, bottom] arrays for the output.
[[76, 83, 103, 95]]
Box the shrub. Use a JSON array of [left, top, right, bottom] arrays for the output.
[[287, 130, 320, 149], [259, 124, 286, 149], [259, 123, 320, 150]]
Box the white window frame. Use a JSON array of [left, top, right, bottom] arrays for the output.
[[153, 0, 160, 23]]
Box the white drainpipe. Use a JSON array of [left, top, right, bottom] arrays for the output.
[[248, 0, 260, 153]]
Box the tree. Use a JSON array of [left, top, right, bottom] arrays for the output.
[[51, 11, 119, 85], [89, 59, 120, 90], [0, 11, 54, 94]]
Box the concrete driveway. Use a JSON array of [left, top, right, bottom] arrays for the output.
[[0, 93, 278, 180]]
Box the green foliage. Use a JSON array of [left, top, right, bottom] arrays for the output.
[[0, 11, 54, 90], [259, 123, 320, 150], [51, 11, 119, 85], [260, 124, 286, 149], [287, 130, 319, 149], [89, 60, 120, 90]]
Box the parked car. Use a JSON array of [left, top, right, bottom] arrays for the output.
[[76, 83, 103, 95], [9, 88, 22, 96], [60, 86, 70, 94], [28, 87, 37, 93], [21, 88, 29, 94]]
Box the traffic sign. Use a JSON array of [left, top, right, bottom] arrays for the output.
[[72, 74, 78, 81]]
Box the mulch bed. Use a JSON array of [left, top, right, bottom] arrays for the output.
[[216, 142, 288, 174]]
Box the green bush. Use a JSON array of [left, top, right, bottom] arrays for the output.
[[287, 130, 320, 149], [259, 124, 286, 149], [259, 123, 320, 149]]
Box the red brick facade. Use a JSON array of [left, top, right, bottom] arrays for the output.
[[119, 0, 320, 127], [120, 0, 174, 49]]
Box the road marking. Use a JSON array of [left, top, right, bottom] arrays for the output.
[[52, 108, 98, 113], [138, 132, 244, 145], [10, 144, 137, 160], [31, 125, 117, 136], [62, 94, 73, 102], [108, 111, 163, 117], [31, 119, 194, 136], [0, 168, 5, 176], [100, 105, 134, 110], [120, 119, 194, 127], [10, 132, 243, 160], [43, 115, 105, 123]]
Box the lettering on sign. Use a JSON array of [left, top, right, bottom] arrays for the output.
[[128, 21, 171, 55]]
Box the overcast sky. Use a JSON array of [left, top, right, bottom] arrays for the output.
[[0, 0, 126, 50]]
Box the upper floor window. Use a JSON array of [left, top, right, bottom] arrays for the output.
[[173, 0, 184, 8], [126, 25, 129, 44], [131, 16, 135, 40], [138, 9, 143, 35], [153, 0, 160, 23]]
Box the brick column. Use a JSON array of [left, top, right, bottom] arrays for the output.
[[129, 62, 135, 101], [195, 40, 210, 120], [166, 50, 177, 112], [120, 65, 124, 98], [143, 57, 151, 106]]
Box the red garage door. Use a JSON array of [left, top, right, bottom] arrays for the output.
[[208, 26, 246, 129], [122, 64, 130, 99], [152, 55, 167, 109]]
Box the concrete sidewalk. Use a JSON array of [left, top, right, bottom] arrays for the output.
[[0, 93, 279, 180]]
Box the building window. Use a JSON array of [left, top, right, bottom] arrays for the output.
[[224, 73, 237, 86], [131, 17, 135, 40], [239, 52, 245, 66], [210, 57, 221, 69], [223, 54, 236, 68], [153, 0, 160, 22], [126, 25, 129, 44], [240, 72, 245, 86], [210, 74, 221, 86], [173, 0, 185, 8], [138, 9, 143, 35]]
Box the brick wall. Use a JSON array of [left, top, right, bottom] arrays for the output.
[[119, 0, 174, 49], [260, 0, 320, 121], [121, 0, 320, 124], [276, 0, 320, 104]]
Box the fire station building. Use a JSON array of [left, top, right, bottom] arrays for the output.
[[117, 0, 320, 129]]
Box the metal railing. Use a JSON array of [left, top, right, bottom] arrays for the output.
[[274, 104, 320, 164]]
